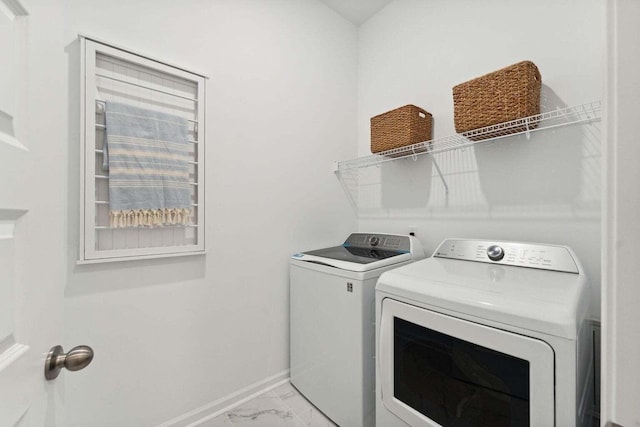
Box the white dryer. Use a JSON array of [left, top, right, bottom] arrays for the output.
[[290, 233, 424, 427], [375, 239, 593, 427]]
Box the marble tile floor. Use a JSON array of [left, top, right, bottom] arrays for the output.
[[200, 382, 337, 427], [199, 382, 601, 427]]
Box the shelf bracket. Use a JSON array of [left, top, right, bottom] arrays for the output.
[[331, 161, 339, 174], [431, 156, 449, 196]]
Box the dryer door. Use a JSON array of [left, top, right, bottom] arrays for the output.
[[379, 298, 555, 427]]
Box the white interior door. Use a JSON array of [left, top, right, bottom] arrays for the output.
[[0, 3, 69, 425]]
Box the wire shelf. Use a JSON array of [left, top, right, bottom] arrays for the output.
[[334, 101, 602, 214], [335, 101, 602, 172]]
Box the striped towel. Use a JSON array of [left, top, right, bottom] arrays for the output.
[[104, 102, 192, 228]]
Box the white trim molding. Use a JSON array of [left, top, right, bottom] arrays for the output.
[[603, 0, 640, 425], [158, 370, 290, 427], [0, 131, 28, 152], [0, 0, 28, 20], [0, 342, 29, 373]]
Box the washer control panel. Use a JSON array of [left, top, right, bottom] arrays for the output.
[[344, 233, 410, 252], [434, 239, 580, 273]]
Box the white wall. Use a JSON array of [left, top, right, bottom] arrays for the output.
[[21, 0, 357, 425], [356, 0, 604, 318]]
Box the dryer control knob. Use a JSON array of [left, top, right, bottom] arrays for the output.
[[487, 245, 505, 261], [369, 236, 380, 246]]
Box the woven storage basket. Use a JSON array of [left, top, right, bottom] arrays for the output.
[[453, 61, 541, 140], [371, 105, 433, 154]]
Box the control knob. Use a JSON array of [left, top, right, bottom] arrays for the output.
[[486, 245, 505, 261], [369, 236, 380, 246]]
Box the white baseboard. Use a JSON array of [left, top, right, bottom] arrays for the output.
[[157, 370, 290, 427]]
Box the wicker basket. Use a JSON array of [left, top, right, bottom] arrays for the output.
[[370, 105, 433, 154], [453, 61, 541, 139]]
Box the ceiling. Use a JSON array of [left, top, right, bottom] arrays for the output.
[[317, 0, 393, 25]]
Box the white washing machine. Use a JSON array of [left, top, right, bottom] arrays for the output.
[[375, 239, 593, 427], [290, 233, 424, 427]]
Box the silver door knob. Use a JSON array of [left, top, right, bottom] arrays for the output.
[[44, 345, 94, 380]]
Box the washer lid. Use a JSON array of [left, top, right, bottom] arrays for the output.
[[377, 252, 590, 339], [291, 233, 419, 272], [292, 247, 412, 272]]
